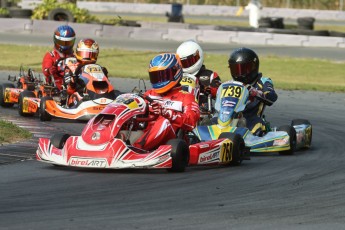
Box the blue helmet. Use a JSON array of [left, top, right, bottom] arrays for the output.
[[54, 25, 76, 54], [148, 53, 183, 94]]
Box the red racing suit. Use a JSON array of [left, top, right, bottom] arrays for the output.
[[133, 86, 200, 151], [42, 49, 74, 90]]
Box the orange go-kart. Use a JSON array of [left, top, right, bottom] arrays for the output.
[[0, 66, 55, 111], [21, 57, 117, 121]]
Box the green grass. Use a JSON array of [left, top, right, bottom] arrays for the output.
[[0, 120, 32, 144], [1, 44, 344, 93]]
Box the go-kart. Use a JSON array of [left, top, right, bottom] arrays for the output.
[[193, 80, 312, 155], [20, 57, 117, 121], [0, 65, 48, 108], [36, 93, 249, 172]]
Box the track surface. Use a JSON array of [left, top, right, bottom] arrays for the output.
[[0, 41, 345, 229]]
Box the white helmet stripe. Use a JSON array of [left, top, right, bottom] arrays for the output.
[[55, 35, 75, 41]]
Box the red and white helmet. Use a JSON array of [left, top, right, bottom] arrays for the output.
[[75, 38, 99, 65], [176, 40, 204, 75]]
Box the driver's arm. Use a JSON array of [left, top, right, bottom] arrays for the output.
[[169, 93, 200, 131]]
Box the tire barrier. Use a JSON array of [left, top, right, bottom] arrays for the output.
[[9, 7, 32, 18], [297, 17, 315, 30], [47, 8, 74, 22]]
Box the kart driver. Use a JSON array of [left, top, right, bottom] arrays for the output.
[[222, 47, 278, 136], [42, 25, 76, 90], [133, 53, 200, 151], [176, 40, 222, 105], [64, 38, 108, 96]]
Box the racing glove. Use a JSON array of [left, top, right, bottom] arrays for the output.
[[249, 88, 264, 101], [149, 101, 162, 115], [161, 108, 174, 120]]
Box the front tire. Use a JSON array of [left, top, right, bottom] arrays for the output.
[[167, 139, 189, 173], [39, 96, 53, 121], [18, 90, 36, 117], [0, 83, 15, 107], [278, 125, 296, 155], [218, 132, 245, 165], [51, 133, 71, 149]]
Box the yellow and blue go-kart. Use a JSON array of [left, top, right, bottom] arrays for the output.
[[193, 81, 312, 155]]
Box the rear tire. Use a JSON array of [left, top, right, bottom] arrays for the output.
[[18, 90, 36, 117], [39, 96, 53, 121], [292, 119, 312, 149], [51, 133, 70, 149], [277, 125, 296, 155], [167, 139, 189, 173], [0, 83, 15, 107], [218, 132, 245, 165]]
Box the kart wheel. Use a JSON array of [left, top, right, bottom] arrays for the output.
[[292, 119, 312, 149], [18, 90, 36, 117], [167, 139, 189, 173], [0, 83, 15, 107], [218, 132, 245, 165], [39, 96, 53, 121], [51, 133, 70, 149], [277, 125, 296, 155]]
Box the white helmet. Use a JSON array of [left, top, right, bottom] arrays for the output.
[[176, 40, 204, 75]]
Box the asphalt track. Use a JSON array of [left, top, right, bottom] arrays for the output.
[[0, 36, 345, 229]]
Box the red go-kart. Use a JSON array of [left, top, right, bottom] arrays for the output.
[[36, 93, 249, 172]]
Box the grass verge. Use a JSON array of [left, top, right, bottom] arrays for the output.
[[1, 44, 344, 93], [0, 119, 32, 144]]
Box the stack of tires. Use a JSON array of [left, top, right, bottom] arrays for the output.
[[297, 17, 315, 30], [8, 7, 32, 18], [259, 17, 284, 29]]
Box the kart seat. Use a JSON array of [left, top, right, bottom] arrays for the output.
[[118, 130, 144, 145]]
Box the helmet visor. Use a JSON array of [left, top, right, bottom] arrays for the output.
[[77, 50, 98, 61], [54, 36, 75, 47], [149, 68, 178, 85], [180, 51, 200, 68], [229, 62, 255, 79]]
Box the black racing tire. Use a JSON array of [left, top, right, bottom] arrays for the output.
[[218, 132, 245, 166], [48, 8, 74, 22], [259, 17, 273, 28], [18, 90, 36, 117], [0, 83, 15, 107], [296, 29, 329, 37], [329, 31, 345, 38], [297, 17, 315, 30], [166, 139, 189, 173], [119, 20, 141, 27], [168, 15, 184, 23], [51, 133, 71, 149], [292, 119, 312, 149], [277, 125, 296, 155], [9, 8, 32, 18], [39, 96, 53, 121]]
